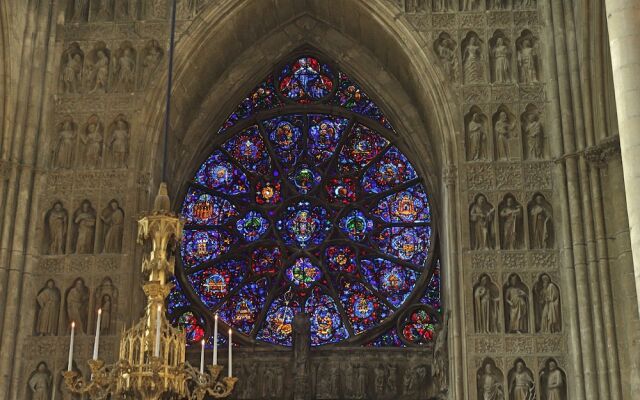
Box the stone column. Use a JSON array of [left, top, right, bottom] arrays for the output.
[[605, 0, 640, 317]]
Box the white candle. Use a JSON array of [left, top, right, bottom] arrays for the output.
[[92, 309, 102, 360], [154, 305, 161, 357], [67, 322, 75, 371], [228, 329, 232, 377], [200, 339, 205, 374], [212, 314, 218, 365]]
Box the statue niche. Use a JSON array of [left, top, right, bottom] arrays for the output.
[[462, 32, 484, 84], [503, 273, 529, 334], [405, 0, 428, 13], [507, 359, 535, 400], [522, 104, 544, 160], [539, 359, 566, 400], [490, 0, 510, 9], [60, 43, 84, 94], [533, 273, 561, 333], [177, 0, 196, 19], [84, 42, 111, 94], [65, 278, 89, 334], [465, 107, 490, 161], [473, 274, 500, 333], [528, 193, 553, 249], [72, 200, 96, 254], [493, 106, 518, 161], [433, 0, 454, 12], [477, 358, 505, 400], [516, 0, 537, 9], [68, 0, 88, 22], [100, 199, 125, 253], [94, 277, 118, 334], [113, 41, 136, 92], [53, 115, 77, 169], [80, 115, 104, 168], [470, 194, 495, 250], [35, 280, 60, 336], [27, 362, 52, 400], [92, 0, 114, 21], [434, 32, 457, 82], [516, 30, 540, 84], [490, 31, 512, 84], [148, 0, 168, 19], [115, 0, 131, 19], [140, 39, 163, 89], [316, 362, 339, 399], [463, 0, 483, 11], [107, 114, 130, 168], [498, 194, 523, 250], [44, 201, 69, 255]]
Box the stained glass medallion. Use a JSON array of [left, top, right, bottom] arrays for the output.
[[175, 54, 438, 347]]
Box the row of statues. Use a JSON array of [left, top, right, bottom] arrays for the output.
[[44, 199, 124, 255], [60, 39, 163, 94], [474, 273, 561, 334], [406, 0, 537, 12], [478, 358, 566, 400], [470, 193, 553, 251], [67, 0, 197, 23], [35, 277, 118, 336], [53, 114, 130, 169]]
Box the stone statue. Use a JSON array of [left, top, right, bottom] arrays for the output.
[[73, 200, 96, 254], [463, 0, 481, 11], [432, 311, 450, 395], [316, 363, 339, 399], [150, 0, 168, 19], [66, 278, 89, 333], [71, 0, 87, 22], [53, 116, 76, 169], [495, 111, 515, 160], [239, 365, 256, 398], [108, 115, 130, 167], [492, 37, 511, 83], [504, 274, 529, 333], [519, 0, 536, 7], [115, 46, 136, 92], [524, 111, 543, 159], [470, 195, 495, 250], [60, 43, 83, 94], [540, 359, 565, 400], [28, 362, 51, 400], [141, 40, 163, 88], [45, 202, 68, 255], [94, 277, 118, 334], [535, 274, 561, 333], [478, 362, 505, 400], [101, 200, 124, 253], [374, 364, 386, 394], [499, 195, 521, 249], [405, 0, 426, 12], [261, 366, 282, 398], [433, 0, 453, 12], [293, 313, 311, 400], [80, 116, 103, 168], [435, 36, 456, 82], [352, 364, 367, 399], [518, 39, 538, 83], [87, 48, 110, 94], [387, 365, 397, 394], [474, 275, 500, 333], [508, 360, 535, 400], [115, 0, 129, 18], [95, 0, 113, 21], [463, 35, 483, 83], [403, 365, 426, 396], [177, 0, 195, 19], [468, 112, 487, 160], [492, 0, 508, 9], [529, 194, 552, 249], [36, 280, 60, 336]]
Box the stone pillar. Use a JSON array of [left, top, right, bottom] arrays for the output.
[[605, 1, 640, 317]]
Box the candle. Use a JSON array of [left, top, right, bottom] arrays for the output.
[[154, 305, 161, 357], [200, 339, 205, 374], [67, 322, 75, 371], [228, 329, 232, 377], [92, 309, 102, 360], [212, 314, 218, 365]]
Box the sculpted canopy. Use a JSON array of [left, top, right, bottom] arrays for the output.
[[167, 54, 441, 347]]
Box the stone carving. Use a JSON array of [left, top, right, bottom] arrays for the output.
[[463, 0, 482, 11], [499, 194, 523, 249], [466, 108, 489, 161], [95, 277, 118, 333], [66, 278, 89, 333], [28, 362, 52, 400], [517, 31, 539, 84], [462, 32, 484, 83], [477, 359, 505, 400], [491, 0, 509, 9], [69, 0, 88, 22], [177, 0, 196, 19], [434, 32, 457, 82], [292, 313, 310, 400], [522, 105, 544, 159], [149, 0, 168, 19], [60, 43, 84, 94], [260, 365, 283, 398], [403, 365, 426, 396], [107, 114, 130, 167], [490, 31, 512, 83], [80, 115, 104, 168], [35, 280, 60, 336], [85, 42, 111, 94], [72, 200, 96, 254], [405, 0, 427, 12], [115, 0, 130, 19], [470, 194, 495, 250], [503, 274, 529, 333], [432, 311, 449, 395], [141, 39, 163, 89], [508, 359, 535, 400], [93, 0, 114, 21], [53, 116, 77, 169], [433, 0, 454, 12], [534, 274, 561, 333], [101, 199, 124, 253], [493, 106, 518, 160], [474, 274, 500, 333], [45, 201, 68, 255], [528, 194, 553, 249], [516, 0, 537, 8], [316, 363, 339, 399], [387, 365, 398, 394], [539, 359, 566, 400], [113, 42, 136, 92], [345, 363, 367, 399]]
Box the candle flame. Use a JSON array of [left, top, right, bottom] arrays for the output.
[[71, 321, 75, 328], [202, 339, 205, 346], [98, 308, 102, 315], [228, 329, 232, 336], [157, 305, 161, 311], [215, 314, 218, 320]]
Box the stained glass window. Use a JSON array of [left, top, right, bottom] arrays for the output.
[[170, 55, 440, 347]]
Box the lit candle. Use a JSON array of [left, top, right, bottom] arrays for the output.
[[67, 322, 75, 371], [200, 339, 205, 374], [228, 329, 232, 377], [212, 314, 218, 365], [154, 305, 161, 357], [92, 309, 102, 360]]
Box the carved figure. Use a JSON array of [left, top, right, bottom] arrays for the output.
[[108, 115, 130, 167], [115, 0, 129, 18], [54, 117, 76, 169], [435, 35, 456, 82], [432, 311, 450, 394], [492, 37, 511, 83], [404, 366, 426, 395], [374, 364, 386, 393], [508, 360, 535, 400], [81, 116, 103, 168], [478, 362, 504, 400], [493, 0, 508, 9], [95, 277, 118, 334], [73, 200, 96, 254], [177, 0, 195, 18], [463, 0, 481, 11], [468, 113, 487, 160], [495, 111, 515, 160], [115, 46, 136, 92], [519, 0, 536, 7], [405, 0, 426, 12], [45, 202, 68, 255], [504, 274, 528, 333], [540, 360, 565, 400], [529, 194, 552, 249], [36, 280, 60, 336], [525, 111, 543, 159], [463, 35, 483, 83], [66, 278, 89, 333], [28, 362, 52, 400], [150, 0, 167, 19], [433, 0, 453, 11], [87, 49, 110, 93], [474, 275, 500, 333], [518, 39, 538, 83], [141, 40, 163, 88], [316, 363, 339, 399], [500, 195, 521, 250], [71, 0, 87, 22], [95, 0, 113, 20], [101, 200, 124, 253], [535, 274, 561, 333], [61, 44, 83, 94], [293, 313, 311, 400], [470, 195, 495, 250], [387, 365, 397, 394]]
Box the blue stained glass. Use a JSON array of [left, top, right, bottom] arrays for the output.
[[420, 259, 441, 312], [218, 279, 270, 334], [188, 260, 247, 308], [218, 76, 283, 134], [305, 288, 350, 346], [402, 308, 436, 344], [285, 257, 322, 288], [338, 279, 390, 334], [175, 311, 205, 344], [325, 245, 357, 273], [264, 115, 304, 169], [325, 177, 358, 204], [360, 259, 418, 308], [276, 201, 332, 248], [308, 114, 350, 164], [279, 57, 334, 103], [251, 246, 281, 276], [289, 164, 321, 194], [257, 296, 300, 346], [182, 188, 238, 226], [362, 147, 417, 193], [372, 226, 431, 266], [339, 209, 374, 242], [223, 126, 271, 175], [338, 124, 389, 173], [371, 185, 431, 223], [182, 229, 235, 268], [365, 327, 405, 347], [195, 151, 249, 196], [167, 276, 190, 309], [331, 72, 393, 129], [236, 211, 269, 242]]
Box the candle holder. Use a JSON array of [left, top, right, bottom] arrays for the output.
[[185, 363, 238, 400]]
